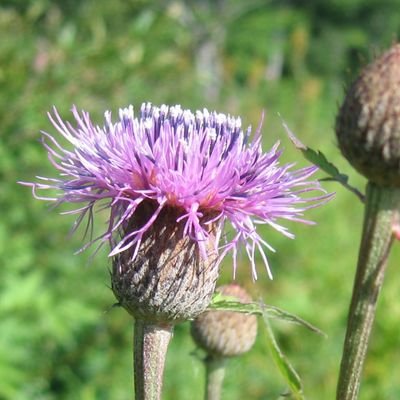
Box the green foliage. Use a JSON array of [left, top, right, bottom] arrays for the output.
[[2, 0, 400, 399], [210, 294, 325, 336], [209, 295, 325, 398], [283, 120, 365, 202], [262, 316, 303, 400]]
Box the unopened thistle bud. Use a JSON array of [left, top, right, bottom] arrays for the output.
[[336, 44, 400, 186], [191, 284, 258, 357], [335, 44, 400, 400]]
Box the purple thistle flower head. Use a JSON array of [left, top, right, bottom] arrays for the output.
[[21, 103, 331, 279]]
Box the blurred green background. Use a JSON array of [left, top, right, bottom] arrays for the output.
[[2, 0, 400, 399]]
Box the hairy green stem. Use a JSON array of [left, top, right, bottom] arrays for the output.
[[204, 356, 227, 400], [134, 319, 173, 400], [336, 183, 400, 400]]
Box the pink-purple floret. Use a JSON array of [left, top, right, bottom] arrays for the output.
[[22, 103, 331, 279]]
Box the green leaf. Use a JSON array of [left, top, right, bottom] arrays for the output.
[[262, 314, 305, 400], [208, 295, 322, 397], [281, 118, 365, 202], [209, 295, 325, 337]]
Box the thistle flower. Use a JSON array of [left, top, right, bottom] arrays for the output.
[[22, 103, 329, 280], [22, 102, 331, 399]]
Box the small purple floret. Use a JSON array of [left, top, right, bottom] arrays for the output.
[[21, 103, 331, 278]]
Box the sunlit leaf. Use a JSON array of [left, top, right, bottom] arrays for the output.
[[209, 295, 325, 336], [262, 314, 304, 400], [281, 118, 365, 202]]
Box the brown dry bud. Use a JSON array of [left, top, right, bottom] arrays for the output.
[[111, 203, 219, 324], [191, 284, 258, 357], [336, 44, 400, 186]]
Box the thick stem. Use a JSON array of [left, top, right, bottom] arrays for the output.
[[336, 183, 400, 400], [204, 356, 227, 400], [134, 319, 174, 400]]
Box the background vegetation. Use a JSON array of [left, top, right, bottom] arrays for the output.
[[2, 0, 400, 399]]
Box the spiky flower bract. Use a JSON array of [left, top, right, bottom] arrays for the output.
[[22, 102, 329, 278]]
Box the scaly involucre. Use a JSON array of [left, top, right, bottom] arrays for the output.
[[23, 103, 330, 278]]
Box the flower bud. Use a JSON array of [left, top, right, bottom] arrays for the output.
[[112, 204, 219, 324], [336, 44, 400, 186], [191, 284, 258, 357]]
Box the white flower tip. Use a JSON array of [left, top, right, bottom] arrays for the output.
[[119, 105, 134, 121], [234, 117, 242, 129]]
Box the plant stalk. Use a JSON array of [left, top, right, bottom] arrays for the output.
[[134, 319, 173, 400], [336, 182, 400, 400], [204, 355, 227, 400]]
